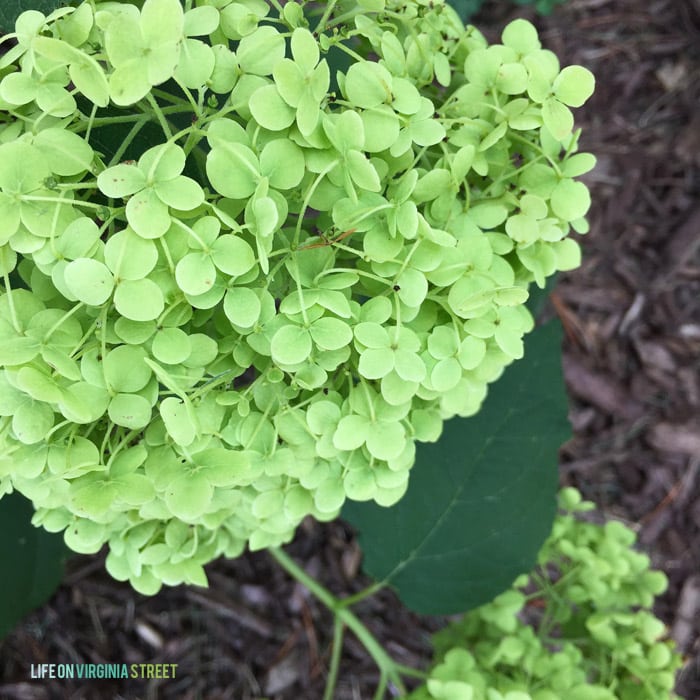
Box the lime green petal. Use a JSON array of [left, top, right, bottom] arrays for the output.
[[114, 278, 164, 321], [108, 393, 152, 429], [155, 176, 204, 210], [126, 188, 171, 238]]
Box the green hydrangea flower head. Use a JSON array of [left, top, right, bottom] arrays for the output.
[[0, 0, 595, 593]]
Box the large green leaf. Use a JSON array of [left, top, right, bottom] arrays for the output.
[[342, 319, 569, 615], [0, 492, 67, 638], [0, 1, 64, 33], [444, 0, 485, 20]]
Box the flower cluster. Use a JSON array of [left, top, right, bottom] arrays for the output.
[[0, 0, 594, 593], [409, 489, 683, 700]]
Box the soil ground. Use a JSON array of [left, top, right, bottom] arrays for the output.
[[1, 1, 699, 698]]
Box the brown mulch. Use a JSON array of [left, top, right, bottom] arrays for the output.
[[1, 0, 700, 698]]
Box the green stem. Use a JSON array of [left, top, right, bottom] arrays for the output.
[[108, 116, 150, 166], [395, 663, 429, 680], [57, 181, 98, 190], [338, 581, 385, 608], [42, 303, 84, 342], [151, 88, 193, 109], [509, 132, 563, 177], [75, 106, 188, 132], [314, 0, 339, 33], [171, 217, 208, 250], [332, 40, 366, 64], [323, 617, 345, 700], [84, 102, 98, 143], [315, 267, 393, 289], [292, 258, 310, 326], [145, 92, 173, 139], [19, 195, 104, 210], [173, 78, 200, 117], [325, 8, 363, 31], [268, 548, 409, 697], [294, 159, 340, 246], [267, 0, 284, 16], [1, 270, 20, 332], [373, 672, 389, 700]]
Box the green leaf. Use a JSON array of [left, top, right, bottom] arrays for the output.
[[0, 492, 67, 639], [343, 320, 569, 614]]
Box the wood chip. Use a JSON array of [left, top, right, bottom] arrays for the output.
[[672, 575, 700, 652], [649, 422, 700, 457], [563, 355, 645, 419], [264, 650, 303, 695]]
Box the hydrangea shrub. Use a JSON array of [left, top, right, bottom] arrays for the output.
[[0, 0, 595, 594]]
